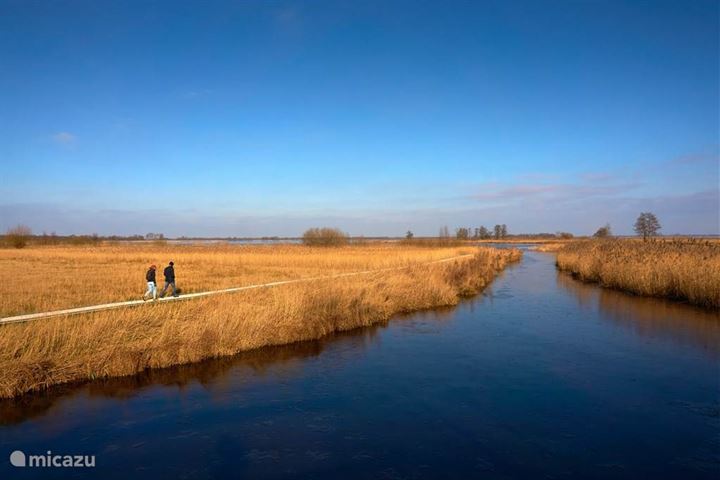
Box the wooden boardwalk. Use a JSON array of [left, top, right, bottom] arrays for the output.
[[0, 254, 473, 326]]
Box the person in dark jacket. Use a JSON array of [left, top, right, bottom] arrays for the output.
[[143, 265, 157, 301], [159, 261, 178, 297]]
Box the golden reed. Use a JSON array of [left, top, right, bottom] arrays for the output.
[[556, 239, 720, 309], [0, 244, 520, 398]]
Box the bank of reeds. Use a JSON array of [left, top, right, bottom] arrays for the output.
[[399, 237, 465, 247], [532, 242, 570, 252], [0, 243, 476, 316], [0, 246, 521, 398], [556, 239, 720, 308]]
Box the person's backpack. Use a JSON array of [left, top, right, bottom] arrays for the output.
[[146, 269, 154, 282]]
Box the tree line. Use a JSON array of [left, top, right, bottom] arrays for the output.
[[0, 211, 666, 249], [434, 224, 509, 240]]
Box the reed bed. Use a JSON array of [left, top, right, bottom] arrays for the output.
[[0, 245, 521, 398], [0, 243, 478, 316], [531, 242, 570, 252], [556, 239, 720, 308]]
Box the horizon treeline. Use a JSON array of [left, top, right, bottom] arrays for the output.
[[0, 211, 701, 249]]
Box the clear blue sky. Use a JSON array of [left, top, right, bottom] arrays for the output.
[[1, 0, 718, 236]]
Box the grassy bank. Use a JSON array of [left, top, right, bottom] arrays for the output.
[[556, 239, 720, 308], [0, 245, 520, 398]]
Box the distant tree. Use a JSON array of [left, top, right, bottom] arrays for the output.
[[456, 227, 470, 240], [593, 223, 612, 238], [6, 225, 32, 249], [478, 226, 490, 239], [500, 224, 508, 239], [634, 212, 661, 241], [439, 225, 450, 239], [405, 230, 414, 240], [556, 231, 574, 239], [38, 231, 60, 245], [302, 227, 349, 246], [493, 224, 502, 240]]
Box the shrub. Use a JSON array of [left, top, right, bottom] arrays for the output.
[[6, 225, 32, 249], [593, 224, 612, 238], [302, 227, 349, 246]]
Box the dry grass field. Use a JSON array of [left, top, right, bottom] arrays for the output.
[[0, 243, 521, 398], [0, 243, 482, 317], [556, 239, 720, 309]]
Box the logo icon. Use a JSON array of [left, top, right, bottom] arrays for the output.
[[10, 450, 26, 467]]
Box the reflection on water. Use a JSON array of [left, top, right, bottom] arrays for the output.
[[0, 325, 382, 426], [557, 272, 720, 357]]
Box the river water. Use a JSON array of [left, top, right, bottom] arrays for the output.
[[1, 250, 718, 479]]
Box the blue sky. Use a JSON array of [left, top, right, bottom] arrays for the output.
[[1, 0, 718, 236]]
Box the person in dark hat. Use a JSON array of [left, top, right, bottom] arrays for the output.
[[159, 261, 178, 297], [143, 265, 157, 301]]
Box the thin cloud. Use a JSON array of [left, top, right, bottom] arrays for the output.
[[1, 186, 717, 237], [51, 132, 76, 144], [666, 151, 719, 166], [517, 172, 562, 182], [470, 181, 640, 204], [179, 89, 213, 100], [274, 6, 302, 27], [579, 172, 616, 182]]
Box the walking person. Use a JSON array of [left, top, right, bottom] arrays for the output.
[[143, 265, 157, 301], [160, 261, 178, 297]]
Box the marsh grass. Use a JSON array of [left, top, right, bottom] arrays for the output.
[[0, 245, 521, 398], [0, 243, 478, 316], [556, 239, 720, 308], [531, 242, 571, 252]]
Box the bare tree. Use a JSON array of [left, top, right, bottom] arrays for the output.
[[500, 224, 508, 239], [439, 225, 450, 239], [456, 227, 470, 240], [405, 230, 414, 240], [634, 212, 661, 241], [493, 224, 502, 240], [479, 226, 490, 239], [593, 223, 612, 238], [6, 225, 32, 249]]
